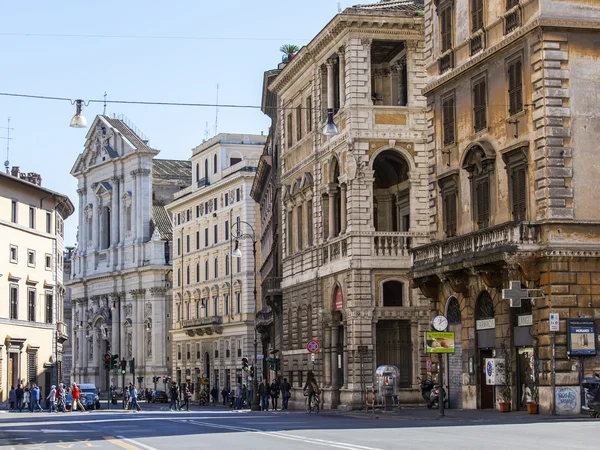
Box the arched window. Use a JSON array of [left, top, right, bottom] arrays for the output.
[[297, 306, 303, 348], [204, 159, 208, 178], [195, 163, 200, 182], [185, 302, 190, 320], [213, 154, 218, 174], [195, 300, 200, 319], [306, 304, 312, 339], [177, 268, 181, 287], [475, 291, 494, 320], [225, 255, 230, 276], [224, 294, 230, 315], [463, 145, 495, 230], [446, 296, 461, 324], [372, 150, 410, 232], [382, 280, 403, 307], [186, 265, 190, 285], [236, 292, 241, 314]]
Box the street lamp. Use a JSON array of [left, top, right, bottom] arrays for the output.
[[230, 220, 261, 412]]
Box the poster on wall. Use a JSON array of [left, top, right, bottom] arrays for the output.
[[567, 318, 597, 356], [425, 332, 455, 353]]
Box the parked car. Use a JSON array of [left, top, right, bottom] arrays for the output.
[[84, 393, 101, 410], [65, 394, 73, 411], [151, 390, 169, 403], [79, 383, 101, 409]]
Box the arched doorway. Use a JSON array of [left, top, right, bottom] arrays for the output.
[[475, 291, 495, 409], [446, 297, 462, 409], [372, 150, 410, 232]]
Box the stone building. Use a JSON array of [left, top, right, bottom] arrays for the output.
[[411, 0, 600, 413], [251, 67, 284, 381], [167, 134, 265, 396], [68, 115, 190, 391], [61, 247, 75, 388], [270, 0, 430, 410], [0, 167, 74, 405]]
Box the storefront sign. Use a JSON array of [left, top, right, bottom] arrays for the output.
[[476, 318, 495, 330], [518, 315, 533, 327], [425, 331, 455, 353], [567, 318, 597, 356], [200, 378, 210, 385]]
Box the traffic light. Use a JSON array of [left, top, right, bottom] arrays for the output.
[[103, 353, 111, 370], [162, 375, 166, 383], [242, 357, 248, 371], [120, 359, 127, 375], [110, 353, 119, 369], [274, 358, 280, 372], [249, 366, 254, 378], [129, 359, 135, 374]]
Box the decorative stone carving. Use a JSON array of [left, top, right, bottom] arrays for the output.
[[445, 270, 470, 296], [127, 333, 132, 359], [124, 303, 133, 318], [517, 258, 541, 282], [145, 302, 152, 318], [478, 265, 504, 289], [146, 331, 152, 358], [414, 275, 440, 299]]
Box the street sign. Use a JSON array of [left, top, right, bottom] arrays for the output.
[[426, 358, 432, 373], [111, 378, 115, 383], [202, 372, 207, 378], [200, 378, 209, 385], [311, 353, 315, 362], [307, 339, 320, 353], [550, 313, 560, 332], [357, 345, 368, 353]]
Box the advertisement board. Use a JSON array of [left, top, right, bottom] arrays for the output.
[[567, 318, 597, 356], [425, 332, 455, 353]]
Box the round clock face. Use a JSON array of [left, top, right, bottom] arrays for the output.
[[432, 315, 448, 331]]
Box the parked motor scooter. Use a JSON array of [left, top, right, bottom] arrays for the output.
[[582, 372, 600, 418], [418, 376, 447, 409]]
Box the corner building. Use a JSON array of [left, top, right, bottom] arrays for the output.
[[270, 1, 430, 410], [411, 0, 600, 413], [167, 134, 265, 396]]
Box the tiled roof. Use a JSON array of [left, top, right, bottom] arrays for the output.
[[151, 205, 172, 241], [152, 159, 192, 180], [350, 0, 424, 13], [103, 116, 157, 153]]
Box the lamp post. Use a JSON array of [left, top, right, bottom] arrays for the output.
[[230, 220, 261, 412]]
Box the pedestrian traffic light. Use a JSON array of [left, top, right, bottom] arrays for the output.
[[242, 357, 248, 371], [110, 353, 119, 369], [120, 359, 127, 375]]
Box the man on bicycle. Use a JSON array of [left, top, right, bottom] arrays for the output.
[[303, 371, 320, 410]]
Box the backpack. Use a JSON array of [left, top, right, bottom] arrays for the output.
[[311, 381, 321, 394]]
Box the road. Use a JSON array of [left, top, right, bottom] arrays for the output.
[[0, 405, 598, 449]]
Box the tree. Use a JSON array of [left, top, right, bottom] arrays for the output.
[[280, 44, 300, 62]]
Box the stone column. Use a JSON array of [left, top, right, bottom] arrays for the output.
[[324, 325, 332, 388], [77, 188, 86, 253], [338, 46, 346, 108], [328, 186, 336, 240], [331, 325, 339, 388], [92, 196, 100, 251], [342, 324, 348, 388], [340, 184, 347, 234], [118, 177, 125, 246], [325, 59, 335, 111], [110, 177, 120, 247]]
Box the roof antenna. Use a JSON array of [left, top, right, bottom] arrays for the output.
[[204, 121, 210, 143], [103, 92, 107, 115], [338, 2, 342, 12], [214, 83, 219, 136], [0, 117, 14, 174]]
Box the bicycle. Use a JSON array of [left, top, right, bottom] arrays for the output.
[[305, 392, 320, 414]]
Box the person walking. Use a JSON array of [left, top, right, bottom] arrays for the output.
[[180, 383, 191, 411], [57, 385, 66, 412], [47, 385, 57, 413], [23, 388, 30, 412], [210, 386, 218, 405], [123, 386, 131, 410], [270, 379, 280, 411], [169, 381, 180, 411], [9, 386, 16, 410], [130, 385, 141, 411], [30, 384, 43, 412], [258, 378, 270, 411], [280, 378, 291, 411], [71, 383, 86, 412], [234, 383, 242, 410], [221, 387, 228, 406], [15, 384, 24, 412]]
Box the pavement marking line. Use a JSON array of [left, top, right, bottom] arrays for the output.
[[104, 436, 142, 450], [187, 420, 384, 450], [115, 437, 159, 450]]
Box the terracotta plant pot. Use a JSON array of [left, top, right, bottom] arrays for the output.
[[498, 401, 511, 412], [526, 403, 539, 414]]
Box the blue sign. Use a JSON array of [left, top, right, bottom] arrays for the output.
[[486, 360, 493, 377], [567, 318, 597, 356]]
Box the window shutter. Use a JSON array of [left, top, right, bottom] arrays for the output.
[[449, 192, 457, 237], [512, 166, 527, 221], [515, 60, 523, 112], [481, 178, 490, 227], [471, 0, 478, 32], [443, 97, 455, 146], [477, 0, 484, 31]]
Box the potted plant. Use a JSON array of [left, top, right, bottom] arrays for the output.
[[280, 44, 300, 63], [497, 340, 512, 412]]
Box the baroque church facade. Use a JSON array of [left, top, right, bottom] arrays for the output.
[[68, 115, 191, 391]]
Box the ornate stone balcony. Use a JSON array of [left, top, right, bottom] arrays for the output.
[[322, 234, 348, 264], [263, 277, 282, 296], [411, 221, 540, 276], [182, 316, 223, 336], [57, 322, 69, 343], [373, 231, 426, 257]]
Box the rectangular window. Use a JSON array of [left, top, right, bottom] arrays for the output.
[[196, 343, 201, 359], [213, 224, 218, 244], [205, 201, 209, 213], [186, 209, 191, 222], [10, 285, 18, 319], [28, 289, 36, 322], [214, 258, 219, 278], [27, 249, 36, 267], [29, 207, 35, 229], [287, 113, 293, 148], [10, 245, 18, 263], [224, 220, 229, 241], [226, 341, 231, 358], [475, 177, 491, 229], [196, 263, 200, 282], [45, 292, 53, 324], [11, 200, 17, 223], [186, 344, 191, 360], [27, 349, 38, 384], [224, 193, 229, 206], [45, 254, 52, 270], [186, 235, 190, 253], [297, 205, 303, 251], [177, 238, 181, 256], [236, 189, 241, 202], [442, 94, 455, 146], [287, 211, 294, 255], [204, 228, 209, 247], [511, 165, 527, 221], [177, 345, 182, 360], [224, 294, 229, 315], [443, 191, 458, 238], [236, 256, 241, 273], [186, 265, 190, 285], [177, 213, 181, 225], [214, 198, 217, 211], [196, 231, 200, 250], [306, 96, 313, 132], [473, 77, 487, 131], [471, 0, 484, 32], [440, 5, 453, 53], [213, 296, 218, 316], [237, 340, 242, 357], [46, 212, 52, 234], [56, 216, 63, 237], [507, 0, 519, 9], [225, 255, 229, 276], [296, 105, 302, 142], [236, 292, 241, 314], [230, 157, 242, 166], [307, 200, 313, 246], [508, 58, 523, 116], [196, 205, 201, 218]]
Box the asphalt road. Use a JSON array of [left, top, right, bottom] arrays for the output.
[[0, 405, 598, 450]]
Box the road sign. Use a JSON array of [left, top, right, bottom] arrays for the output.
[[357, 345, 368, 353], [426, 358, 432, 373], [306, 339, 320, 353], [200, 378, 209, 385], [202, 372, 207, 378], [311, 353, 315, 362], [111, 378, 115, 383], [550, 313, 560, 332]]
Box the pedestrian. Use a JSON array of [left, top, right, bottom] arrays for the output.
[[123, 386, 131, 410], [281, 378, 291, 410], [23, 387, 30, 411], [57, 385, 66, 412], [130, 385, 141, 411], [71, 383, 86, 412], [234, 383, 242, 410], [180, 383, 191, 411], [221, 387, 228, 406], [30, 384, 42, 412], [210, 386, 218, 405], [47, 385, 58, 413], [169, 381, 180, 411], [242, 384, 249, 408], [15, 384, 24, 412], [258, 378, 270, 411], [270, 379, 280, 411], [9, 386, 16, 410]]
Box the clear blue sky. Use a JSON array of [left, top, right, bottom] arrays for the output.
[[0, 0, 356, 246]]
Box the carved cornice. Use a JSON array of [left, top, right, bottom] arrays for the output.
[[129, 288, 146, 299], [150, 287, 168, 296]]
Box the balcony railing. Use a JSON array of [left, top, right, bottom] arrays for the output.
[[504, 8, 521, 35], [263, 277, 282, 295], [182, 316, 223, 328], [470, 34, 483, 56], [256, 309, 273, 327], [373, 232, 415, 257], [439, 51, 454, 74], [411, 221, 540, 269], [197, 177, 209, 188], [322, 234, 348, 264]]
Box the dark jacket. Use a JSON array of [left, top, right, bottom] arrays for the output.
[[170, 385, 179, 400], [280, 381, 291, 398], [15, 387, 24, 399], [258, 382, 269, 396]]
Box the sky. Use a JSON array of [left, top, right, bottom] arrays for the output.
[[0, 0, 358, 246]]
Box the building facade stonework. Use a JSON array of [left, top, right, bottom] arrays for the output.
[[0, 168, 74, 405], [167, 134, 265, 397], [68, 115, 190, 391], [270, 1, 430, 410], [411, 0, 600, 413]]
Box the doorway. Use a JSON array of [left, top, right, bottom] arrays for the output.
[[479, 349, 494, 409], [376, 320, 412, 387], [9, 353, 19, 388], [517, 348, 534, 409], [446, 296, 462, 409]]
